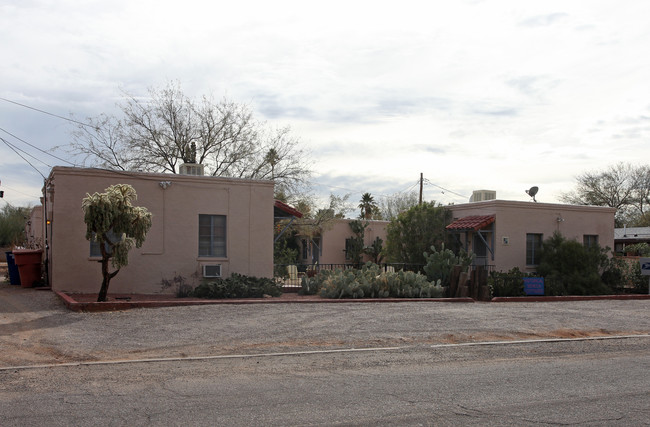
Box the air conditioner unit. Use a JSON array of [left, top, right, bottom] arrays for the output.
[[179, 163, 205, 176], [470, 190, 496, 202], [202, 264, 222, 278]]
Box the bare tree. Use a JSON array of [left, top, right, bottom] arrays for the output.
[[70, 114, 133, 171], [560, 162, 650, 226], [378, 191, 419, 221], [71, 82, 311, 196], [230, 125, 311, 195]]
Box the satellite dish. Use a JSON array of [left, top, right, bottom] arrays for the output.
[[525, 186, 538, 202]]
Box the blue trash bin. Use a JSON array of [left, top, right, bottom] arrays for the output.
[[5, 252, 21, 285]]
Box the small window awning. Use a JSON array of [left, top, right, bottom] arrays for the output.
[[274, 200, 303, 218], [446, 215, 495, 231]]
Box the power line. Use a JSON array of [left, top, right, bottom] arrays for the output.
[[0, 183, 40, 200], [1, 137, 47, 179], [1, 136, 51, 168], [309, 179, 421, 200], [0, 97, 96, 129], [0, 127, 77, 167], [423, 179, 468, 199]]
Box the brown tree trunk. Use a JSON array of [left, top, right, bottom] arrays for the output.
[[97, 256, 120, 302]]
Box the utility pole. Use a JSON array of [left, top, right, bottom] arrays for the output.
[[419, 173, 423, 205]]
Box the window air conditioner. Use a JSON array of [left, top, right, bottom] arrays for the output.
[[202, 264, 222, 278]]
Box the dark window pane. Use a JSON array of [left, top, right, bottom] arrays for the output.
[[199, 214, 227, 257]]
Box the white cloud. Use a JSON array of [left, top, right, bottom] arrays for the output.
[[1, 0, 650, 209]]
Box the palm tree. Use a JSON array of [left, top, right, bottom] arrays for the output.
[[358, 192, 379, 220]]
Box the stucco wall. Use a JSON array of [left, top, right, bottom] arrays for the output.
[[449, 200, 616, 273], [26, 205, 44, 248], [46, 167, 274, 294], [317, 219, 389, 265]]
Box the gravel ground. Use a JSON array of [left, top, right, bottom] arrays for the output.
[[1, 281, 649, 368]]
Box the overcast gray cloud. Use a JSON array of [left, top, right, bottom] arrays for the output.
[[1, 0, 650, 209]]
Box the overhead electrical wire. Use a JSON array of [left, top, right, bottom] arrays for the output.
[[0, 96, 96, 129], [308, 179, 420, 200], [0, 183, 40, 200], [1, 137, 47, 179], [423, 178, 468, 199], [0, 127, 77, 167]]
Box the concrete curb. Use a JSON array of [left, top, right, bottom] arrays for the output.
[[55, 291, 650, 312], [55, 291, 475, 312], [491, 294, 650, 302]]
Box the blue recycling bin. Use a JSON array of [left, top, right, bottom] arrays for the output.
[[5, 252, 21, 285]]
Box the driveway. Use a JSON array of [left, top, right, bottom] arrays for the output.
[[1, 281, 649, 368]]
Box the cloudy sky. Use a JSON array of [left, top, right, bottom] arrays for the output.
[[1, 0, 649, 211]]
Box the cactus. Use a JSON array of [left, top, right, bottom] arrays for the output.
[[423, 244, 474, 287], [315, 262, 443, 299]]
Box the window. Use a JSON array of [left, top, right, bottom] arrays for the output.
[[344, 238, 353, 261], [526, 233, 543, 265], [199, 215, 226, 257], [89, 230, 120, 257], [583, 235, 599, 248]]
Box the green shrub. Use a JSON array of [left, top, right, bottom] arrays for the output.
[[628, 260, 649, 293], [622, 243, 650, 256], [536, 232, 611, 296], [192, 273, 282, 299], [273, 230, 299, 277], [385, 202, 451, 265], [488, 268, 526, 297], [302, 262, 444, 299], [0, 205, 31, 247], [602, 258, 649, 293]]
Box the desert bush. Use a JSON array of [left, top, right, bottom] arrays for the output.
[[192, 273, 282, 299]]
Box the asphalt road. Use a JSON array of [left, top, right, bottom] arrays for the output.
[[1, 337, 648, 426], [1, 283, 649, 425]]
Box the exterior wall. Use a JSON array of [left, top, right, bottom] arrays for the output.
[[26, 205, 44, 248], [46, 167, 274, 294], [449, 200, 616, 273], [303, 219, 389, 265]]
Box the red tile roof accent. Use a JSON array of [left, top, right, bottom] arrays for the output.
[[446, 215, 495, 231], [274, 200, 303, 218]]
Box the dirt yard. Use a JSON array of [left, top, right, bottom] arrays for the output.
[[1, 280, 649, 368]]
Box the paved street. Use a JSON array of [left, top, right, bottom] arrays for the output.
[[1, 337, 648, 426], [1, 283, 649, 425]]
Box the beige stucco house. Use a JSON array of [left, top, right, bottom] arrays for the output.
[[447, 200, 616, 273], [298, 219, 389, 266], [43, 166, 274, 294]]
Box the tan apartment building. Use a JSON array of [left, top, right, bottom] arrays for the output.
[[42, 166, 274, 294], [448, 200, 616, 273]]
